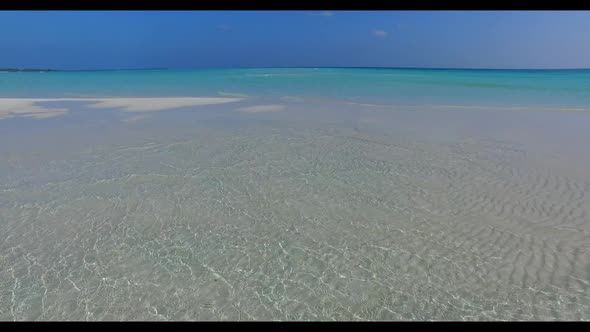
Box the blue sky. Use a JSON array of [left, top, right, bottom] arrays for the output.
[[1, 11, 590, 70]]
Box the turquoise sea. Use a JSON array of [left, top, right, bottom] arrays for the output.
[[2, 68, 590, 109], [1, 68, 590, 321]]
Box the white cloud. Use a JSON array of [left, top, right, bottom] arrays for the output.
[[374, 30, 388, 38], [309, 11, 334, 17]]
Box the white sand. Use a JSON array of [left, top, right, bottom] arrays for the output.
[[0, 97, 243, 120], [0, 99, 69, 120]]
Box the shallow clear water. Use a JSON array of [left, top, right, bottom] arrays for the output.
[[1, 69, 590, 321]]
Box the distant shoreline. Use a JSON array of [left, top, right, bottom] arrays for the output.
[[0, 68, 60, 72]]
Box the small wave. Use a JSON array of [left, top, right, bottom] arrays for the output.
[[235, 104, 286, 113], [217, 91, 249, 98]]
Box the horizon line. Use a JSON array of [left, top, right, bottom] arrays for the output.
[[3, 66, 590, 72]]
